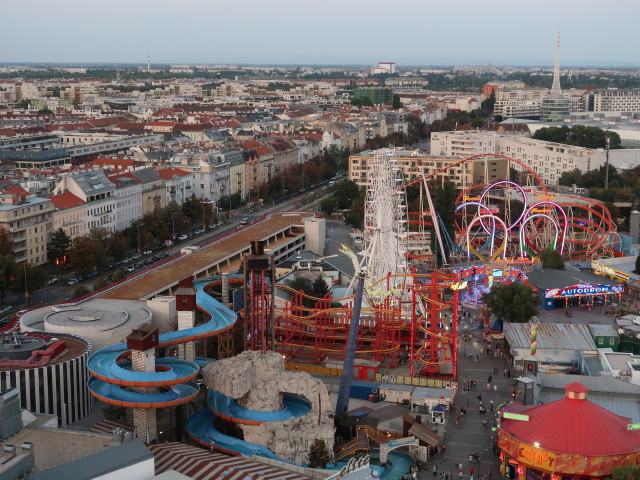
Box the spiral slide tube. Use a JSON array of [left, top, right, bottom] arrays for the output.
[[87, 276, 310, 459]]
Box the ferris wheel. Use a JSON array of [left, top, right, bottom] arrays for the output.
[[362, 149, 408, 298]]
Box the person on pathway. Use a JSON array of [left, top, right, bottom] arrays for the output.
[[486, 382, 491, 391], [434, 465, 437, 476], [483, 419, 488, 428], [488, 375, 492, 384]]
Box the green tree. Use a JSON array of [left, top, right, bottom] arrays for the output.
[[0, 255, 15, 304], [108, 231, 129, 261], [73, 285, 90, 299], [0, 227, 11, 256], [68, 236, 99, 276], [37, 107, 54, 115], [312, 276, 330, 298], [16, 99, 30, 109], [392, 94, 402, 109], [10, 263, 46, 297], [539, 248, 565, 269], [532, 125, 622, 149], [611, 464, 640, 480], [93, 276, 107, 291], [48, 228, 71, 266], [430, 179, 457, 266], [558, 168, 583, 187], [471, 117, 485, 128], [482, 282, 540, 323]]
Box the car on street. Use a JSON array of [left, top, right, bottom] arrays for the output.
[[240, 218, 249, 225], [67, 278, 79, 286], [159, 252, 170, 259], [178, 234, 188, 241], [143, 249, 153, 255], [0, 306, 11, 314], [47, 277, 59, 286]]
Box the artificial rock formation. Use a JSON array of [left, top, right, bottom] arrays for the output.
[[203, 350, 334, 465]]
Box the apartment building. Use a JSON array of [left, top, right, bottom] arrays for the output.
[[108, 172, 143, 231], [53, 170, 117, 232], [430, 131, 603, 185], [171, 151, 231, 204], [157, 167, 192, 205], [0, 191, 54, 265], [348, 149, 475, 190], [48, 192, 88, 241], [592, 89, 640, 113], [130, 168, 166, 215]]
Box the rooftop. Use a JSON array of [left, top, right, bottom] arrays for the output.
[[504, 323, 597, 351]]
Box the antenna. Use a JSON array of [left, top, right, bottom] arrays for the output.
[[550, 30, 562, 95]]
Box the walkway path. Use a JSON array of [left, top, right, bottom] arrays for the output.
[[419, 317, 512, 480]]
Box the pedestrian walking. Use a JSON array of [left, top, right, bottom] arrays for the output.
[[473, 379, 477, 389], [493, 365, 498, 374], [504, 368, 507, 377], [483, 419, 488, 428], [486, 382, 491, 391], [433, 465, 437, 476], [488, 375, 492, 384]]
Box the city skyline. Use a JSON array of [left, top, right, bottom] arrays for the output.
[[2, 0, 639, 66]]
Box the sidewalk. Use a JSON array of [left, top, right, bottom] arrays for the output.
[[419, 318, 511, 480]]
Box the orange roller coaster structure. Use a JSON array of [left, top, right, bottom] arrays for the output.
[[270, 272, 459, 381]]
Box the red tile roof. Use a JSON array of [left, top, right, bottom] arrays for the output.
[[48, 192, 85, 210], [157, 167, 190, 180]]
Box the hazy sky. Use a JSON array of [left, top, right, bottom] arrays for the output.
[[2, 0, 639, 66]]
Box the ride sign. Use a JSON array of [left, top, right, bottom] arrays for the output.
[[545, 283, 624, 298]]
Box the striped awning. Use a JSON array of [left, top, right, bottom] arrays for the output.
[[149, 442, 312, 480]]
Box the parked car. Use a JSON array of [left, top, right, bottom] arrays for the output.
[[67, 278, 79, 286], [143, 249, 153, 255], [47, 277, 59, 286], [240, 218, 249, 225], [178, 234, 188, 241], [159, 252, 170, 259], [125, 266, 135, 273], [0, 306, 11, 314]]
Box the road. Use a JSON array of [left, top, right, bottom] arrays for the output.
[[1, 181, 333, 313]]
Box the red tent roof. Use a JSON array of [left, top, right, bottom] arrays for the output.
[[502, 383, 640, 456]]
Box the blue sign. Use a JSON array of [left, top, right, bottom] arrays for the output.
[[545, 283, 624, 298]]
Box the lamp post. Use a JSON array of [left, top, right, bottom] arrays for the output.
[[171, 212, 177, 241], [24, 263, 28, 307], [136, 224, 141, 254]]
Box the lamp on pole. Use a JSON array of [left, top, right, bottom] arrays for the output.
[[171, 212, 177, 241], [24, 263, 28, 307]]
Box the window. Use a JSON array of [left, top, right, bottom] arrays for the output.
[[609, 338, 615, 346]]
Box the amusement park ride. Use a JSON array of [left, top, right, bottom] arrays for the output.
[[243, 149, 618, 384]]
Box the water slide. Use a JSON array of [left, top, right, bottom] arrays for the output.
[[87, 276, 309, 459]]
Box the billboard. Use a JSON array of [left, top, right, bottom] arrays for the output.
[[545, 283, 624, 298]]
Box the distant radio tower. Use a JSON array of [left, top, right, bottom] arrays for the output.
[[550, 30, 562, 95], [147, 54, 151, 73]]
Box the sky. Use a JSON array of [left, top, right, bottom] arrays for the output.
[[2, 0, 639, 67]]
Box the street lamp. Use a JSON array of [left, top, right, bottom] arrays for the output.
[[136, 224, 141, 253], [171, 212, 177, 241], [24, 263, 28, 307]]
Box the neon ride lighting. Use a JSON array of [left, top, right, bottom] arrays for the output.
[[480, 181, 528, 231], [518, 214, 562, 258], [465, 214, 509, 260], [523, 201, 568, 255]]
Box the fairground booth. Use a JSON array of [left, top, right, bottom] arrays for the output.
[[526, 269, 623, 311], [498, 382, 640, 480]]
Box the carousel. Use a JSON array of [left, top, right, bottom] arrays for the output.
[[498, 382, 640, 480]]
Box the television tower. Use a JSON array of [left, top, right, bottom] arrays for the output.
[[550, 30, 561, 95], [147, 54, 151, 73]]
